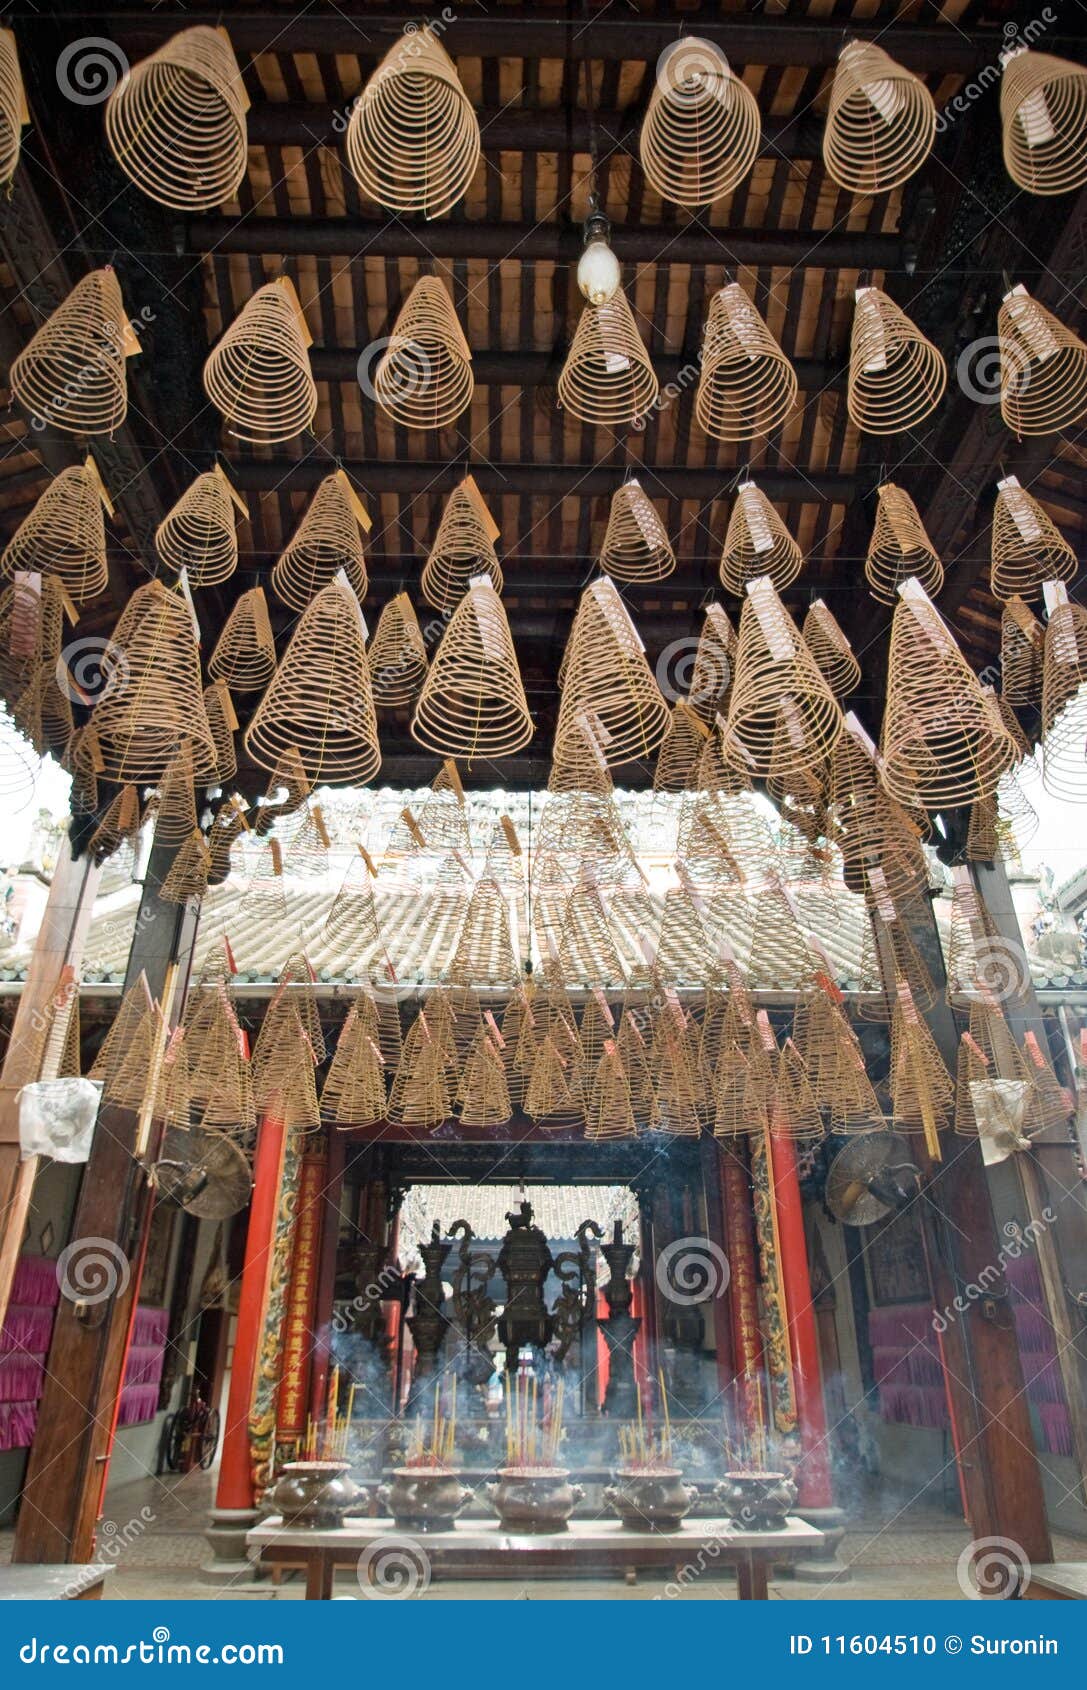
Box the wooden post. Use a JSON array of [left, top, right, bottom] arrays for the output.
[[307, 1129, 345, 1426], [14, 841, 199, 1564], [768, 1130, 833, 1508], [699, 1136, 735, 1400], [0, 836, 101, 1332]]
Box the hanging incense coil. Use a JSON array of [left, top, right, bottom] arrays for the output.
[[253, 746, 312, 834], [271, 471, 369, 613], [998, 286, 1087, 437], [1001, 48, 1087, 196], [558, 290, 658, 427], [1, 459, 111, 604], [598, 480, 675, 583], [695, 284, 797, 442], [88, 784, 142, 864], [410, 578, 532, 761], [945, 868, 1029, 1006], [344, 29, 480, 219], [207, 586, 276, 692], [654, 701, 709, 792], [639, 38, 760, 206], [90, 975, 165, 1107], [648, 1012, 703, 1137], [105, 26, 248, 210], [205, 798, 247, 883], [555, 578, 670, 768], [9, 269, 136, 436], [1000, 597, 1045, 706], [1041, 590, 1087, 801], [847, 287, 946, 435], [865, 483, 943, 604], [524, 1034, 583, 1130], [420, 476, 502, 610], [829, 723, 929, 905], [0, 30, 26, 186], [456, 1031, 512, 1128], [724, 577, 842, 778], [92, 580, 216, 783], [802, 600, 861, 696], [954, 997, 1030, 1136], [321, 1003, 387, 1127], [368, 592, 428, 708], [889, 983, 955, 1144], [1022, 1028, 1074, 1136], [184, 969, 255, 1134], [203, 277, 317, 444], [13, 662, 72, 758], [159, 829, 212, 904], [793, 989, 883, 1133], [448, 875, 519, 988], [150, 739, 199, 846], [373, 276, 473, 429], [823, 40, 935, 194], [155, 465, 245, 586], [387, 1011, 454, 1128], [719, 481, 802, 596], [203, 678, 238, 783], [556, 878, 626, 986], [990, 475, 1077, 601], [687, 603, 736, 726], [881, 584, 1017, 808], [584, 1045, 637, 1141]]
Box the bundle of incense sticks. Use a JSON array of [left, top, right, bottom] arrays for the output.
[[619, 1369, 674, 1470], [404, 1382, 458, 1468], [301, 1368, 356, 1461], [505, 1371, 564, 1469], [746, 1374, 770, 1471]]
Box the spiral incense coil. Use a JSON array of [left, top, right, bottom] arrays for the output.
[[557, 290, 658, 427], [155, 464, 246, 586], [345, 29, 480, 219], [0, 459, 111, 603], [998, 285, 1087, 437], [271, 471, 369, 611], [865, 483, 943, 604], [160, 829, 213, 904], [880, 582, 1018, 808], [823, 40, 936, 195], [719, 480, 802, 596], [639, 38, 760, 207], [203, 678, 238, 783], [1001, 47, 1087, 196], [990, 474, 1077, 601], [10, 269, 137, 436], [1041, 588, 1087, 801], [368, 591, 428, 709], [105, 26, 248, 211], [373, 276, 473, 429], [596, 479, 674, 583], [456, 1033, 513, 1128], [205, 586, 275, 695], [92, 580, 216, 782], [202, 277, 317, 444], [695, 283, 797, 442], [802, 600, 861, 696], [889, 983, 954, 1145], [420, 475, 502, 609], [410, 578, 532, 761], [954, 998, 1030, 1135], [1000, 596, 1045, 706], [654, 701, 709, 792], [585, 1046, 637, 1141], [13, 663, 72, 758], [723, 577, 842, 778], [244, 577, 380, 786], [0, 30, 27, 187], [554, 578, 670, 768], [847, 287, 946, 435]]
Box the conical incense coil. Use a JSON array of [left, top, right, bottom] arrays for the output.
[[598, 480, 675, 583], [373, 276, 473, 429], [9, 269, 137, 435], [105, 26, 248, 210], [321, 1003, 387, 1127], [801, 599, 861, 696], [793, 987, 882, 1133], [245, 577, 381, 785], [712, 1040, 751, 1138], [207, 586, 276, 692], [345, 28, 480, 219], [555, 578, 669, 768], [88, 784, 141, 864], [647, 1008, 703, 1136], [155, 464, 245, 587], [687, 603, 736, 726], [448, 875, 519, 988], [271, 471, 369, 612], [456, 1030, 512, 1128], [991, 474, 1077, 602], [889, 982, 954, 1150], [420, 476, 502, 610], [770, 1038, 825, 1143], [1000, 596, 1045, 706], [945, 868, 1028, 1006], [822, 40, 935, 194], [828, 725, 928, 906], [252, 953, 326, 1076], [1021, 1027, 1073, 1136], [639, 37, 760, 207], [159, 828, 212, 904], [0, 30, 26, 187], [1, 458, 111, 603], [368, 592, 428, 708], [858, 876, 938, 1024], [547, 711, 614, 795], [13, 663, 72, 758], [524, 1034, 583, 1129], [847, 287, 946, 435], [203, 679, 238, 783], [253, 746, 312, 833], [387, 1011, 454, 1127], [724, 577, 841, 777], [654, 700, 709, 792], [881, 582, 1018, 809], [954, 997, 1029, 1136], [206, 798, 247, 883], [410, 578, 532, 761], [150, 738, 199, 845], [558, 290, 658, 427], [1041, 588, 1087, 801], [584, 1044, 637, 1140], [865, 484, 943, 604], [1001, 47, 1087, 196], [89, 974, 162, 1095], [92, 580, 216, 783], [417, 760, 472, 852], [555, 879, 626, 986], [719, 481, 802, 596], [203, 277, 317, 444], [998, 285, 1087, 437], [695, 283, 796, 442]]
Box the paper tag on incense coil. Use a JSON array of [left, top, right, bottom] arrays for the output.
[[854, 287, 888, 373], [638, 934, 657, 968], [212, 460, 250, 519], [998, 475, 1045, 545], [441, 759, 465, 803], [500, 814, 522, 855], [176, 568, 202, 639], [367, 1036, 385, 1066], [813, 967, 844, 1005], [418, 1010, 431, 1043], [603, 1037, 618, 1059], [746, 577, 794, 662], [755, 1009, 777, 1054], [627, 481, 661, 548], [357, 842, 379, 876], [676, 697, 711, 738], [332, 469, 372, 533], [461, 474, 500, 542], [962, 1030, 990, 1064], [895, 979, 921, 1024], [310, 804, 331, 849], [704, 601, 733, 642], [469, 575, 505, 660], [591, 576, 645, 651], [1024, 1030, 1047, 1070], [843, 709, 878, 761], [867, 866, 897, 925], [716, 713, 758, 767], [401, 808, 427, 849], [593, 987, 615, 1028], [334, 567, 368, 640], [738, 483, 775, 554], [484, 1009, 505, 1048], [82, 452, 114, 518], [1006, 594, 1042, 639], [82, 726, 105, 774], [210, 679, 239, 733], [269, 838, 284, 877], [623, 1009, 646, 1048], [1003, 284, 1058, 362], [273, 276, 313, 348]]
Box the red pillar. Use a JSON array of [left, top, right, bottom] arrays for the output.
[[215, 1115, 287, 1512], [768, 1131, 832, 1508], [718, 1146, 764, 1442], [307, 1130, 346, 1424]]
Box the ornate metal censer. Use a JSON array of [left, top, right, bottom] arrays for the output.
[[496, 1200, 554, 1370], [597, 1221, 640, 1417]]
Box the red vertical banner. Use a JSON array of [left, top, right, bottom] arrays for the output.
[[768, 1131, 833, 1507], [719, 1147, 765, 1446], [275, 1145, 327, 1456]]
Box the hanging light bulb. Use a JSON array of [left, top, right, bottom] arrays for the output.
[[576, 207, 621, 306]]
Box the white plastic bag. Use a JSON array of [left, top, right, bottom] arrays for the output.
[[18, 1078, 103, 1163]]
